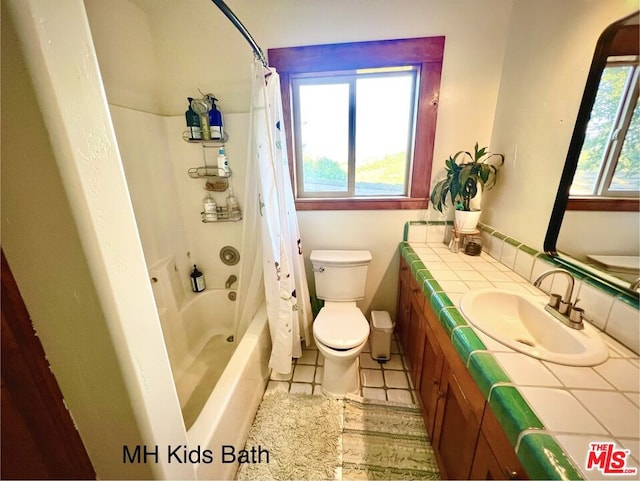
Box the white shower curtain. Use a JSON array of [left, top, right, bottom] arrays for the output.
[[235, 61, 313, 375]]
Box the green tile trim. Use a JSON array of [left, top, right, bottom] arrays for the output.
[[617, 293, 640, 310], [488, 386, 545, 447], [416, 269, 434, 286], [517, 433, 584, 480], [439, 306, 467, 336], [451, 326, 486, 364], [430, 292, 454, 318], [492, 230, 508, 240], [410, 258, 426, 276], [403, 222, 409, 242], [408, 220, 428, 225], [518, 243, 539, 256], [505, 236, 521, 247], [467, 351, 511, 399], [422, 278, 443, 297]]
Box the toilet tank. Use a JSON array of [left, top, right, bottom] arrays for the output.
[[310, 250, 372, 301]]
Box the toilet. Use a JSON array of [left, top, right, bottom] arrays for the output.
[[310, 250, 372, 397]]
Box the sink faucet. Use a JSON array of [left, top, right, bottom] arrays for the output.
[[533, 268, 584, 330], [225, 274, 238, 289], [630, 277, 640, 291]]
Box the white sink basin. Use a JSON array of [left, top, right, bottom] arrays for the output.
[[459, 289, 609, 366]]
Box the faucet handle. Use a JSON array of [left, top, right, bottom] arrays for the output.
[[548, 293, 561, 309], [568, 306, 585, 330]]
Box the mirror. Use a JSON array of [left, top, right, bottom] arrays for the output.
[[545, 11, 640, 295]]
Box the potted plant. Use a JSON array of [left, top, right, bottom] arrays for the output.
[[430, 143, 504, 232]]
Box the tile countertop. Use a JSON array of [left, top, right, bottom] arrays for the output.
[[402, 241, 639, 481]]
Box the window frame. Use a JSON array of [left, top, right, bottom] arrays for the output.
[[268, 37, 445, 210]]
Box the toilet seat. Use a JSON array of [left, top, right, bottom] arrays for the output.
[[313, 306, 370, 350]]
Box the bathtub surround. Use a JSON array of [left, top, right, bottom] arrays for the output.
[[237, 61, 313, 375]]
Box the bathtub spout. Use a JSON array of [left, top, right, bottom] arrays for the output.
[[225, 275, 238, 289]]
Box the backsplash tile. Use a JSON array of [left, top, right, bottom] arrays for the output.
[[404, 221, 639, 355]]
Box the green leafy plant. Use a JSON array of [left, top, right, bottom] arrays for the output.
[[430, 143, 504, 212]]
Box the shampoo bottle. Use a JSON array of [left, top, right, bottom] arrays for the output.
[[203, 194, 217, 222], [226, 188, 241, 221], [217, 148, 230, 177], [207, 95, 224, 140], [185, 97, 202, 140], [190, 265, 206, 292]]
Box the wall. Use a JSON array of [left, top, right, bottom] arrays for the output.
[[3, 0, 194, 479], [1, 5, 152, 479], [485, 0, 639, 251], [94, 0, 514, 317]]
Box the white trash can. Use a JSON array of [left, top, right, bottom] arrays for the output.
[[370, 310, 395, 361]]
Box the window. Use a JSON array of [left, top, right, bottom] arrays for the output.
[[269, 37, 445, 210], [571, 58, 639, 198]]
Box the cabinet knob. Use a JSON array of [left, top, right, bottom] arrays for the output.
[[437, 390, 445, 399], [432, 378, 439, 386], [504, 467, 519, 479]]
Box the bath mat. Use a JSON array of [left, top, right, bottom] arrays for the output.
[[235, 391, 343, 481], [341, 395, 440, 480]]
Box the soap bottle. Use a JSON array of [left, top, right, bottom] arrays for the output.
[[190, 265, 206, 292], [217, 148, 230, 177], [207, 95, 224, 140], [185, 97, 202, 140], [226, 188, 241, 221], [203, 194, 217, 222]]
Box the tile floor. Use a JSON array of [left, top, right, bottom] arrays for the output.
[[266, 335, 419, 404]]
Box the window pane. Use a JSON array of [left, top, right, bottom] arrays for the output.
[[610, 97, 640, 191], [298, 83, 349, 193], [571, 66, 632, 195], [355, 74, 414, 196]]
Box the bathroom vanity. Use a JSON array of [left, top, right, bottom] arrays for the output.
[[397, 256, 528, 479], [396, 226, 640, 480]]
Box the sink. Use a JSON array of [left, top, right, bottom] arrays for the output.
[[459, 289, 609, 366]]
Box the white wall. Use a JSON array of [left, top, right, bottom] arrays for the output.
[[485, 0, 638, 251]]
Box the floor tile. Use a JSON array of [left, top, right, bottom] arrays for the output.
[[292, 364, 315, 383], [387, 389, 413, 403], [361, 369, 384, 387], [290, 383, 313, 394], [382, 354, 404, 370], [297, 349, 319, 365], [362, 387, 386, 401], [384, 370, 410, 389], [359, 353, 383, 369], [265, 381, 289, 393]]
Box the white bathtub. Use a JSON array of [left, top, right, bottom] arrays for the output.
[[149, 257, 271, 480]]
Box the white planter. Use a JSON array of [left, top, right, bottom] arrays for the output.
[[455, 210, 481, 233]]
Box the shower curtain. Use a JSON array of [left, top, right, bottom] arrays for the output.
[[236, 61, 313, 375]]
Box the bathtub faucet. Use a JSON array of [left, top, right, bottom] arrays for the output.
[[225, 275, 238, 289]]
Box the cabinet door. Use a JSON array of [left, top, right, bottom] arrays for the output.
[[471, 407, 529, 480], [396, 259, 411, 351], [432, 363, 481, 480], [418, 319, 444, 439], [406, 298, 426, 389]]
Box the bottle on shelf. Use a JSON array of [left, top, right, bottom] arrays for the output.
[[206, 94, 224, 140], [217, 147, 230, 177], [203, 194, 217, 222], [226, 188, 242, 221], [190, 264, 206, 293], [185, 97, 202, 140]]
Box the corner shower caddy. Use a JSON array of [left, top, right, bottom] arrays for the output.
[[183, 132, 242, 223]]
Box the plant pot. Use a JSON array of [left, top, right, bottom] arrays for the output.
[[455, 210, 481, 233]]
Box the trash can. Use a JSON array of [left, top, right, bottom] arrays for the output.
[[370, 310, 395, 361]]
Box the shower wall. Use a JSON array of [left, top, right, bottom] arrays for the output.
[[86, 0, 246, 292]]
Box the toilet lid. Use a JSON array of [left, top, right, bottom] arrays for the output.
[[313, 306, 370, 349]]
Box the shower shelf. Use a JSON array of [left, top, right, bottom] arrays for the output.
[[187, 166, 232, 179], [201, 207, 242, 223], [182, 131, 229, 144]]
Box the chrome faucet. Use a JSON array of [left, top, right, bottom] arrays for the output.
[[225, 274, 238, 289], [533, 268, 584, 330], [630, 277, 640, 291]]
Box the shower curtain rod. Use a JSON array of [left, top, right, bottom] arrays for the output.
[[210, 0, 269, 68]]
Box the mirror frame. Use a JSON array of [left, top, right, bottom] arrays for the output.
[[544, 10, 640, 295]]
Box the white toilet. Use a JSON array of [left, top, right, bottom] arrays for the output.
[[310, 250, 372, 397]]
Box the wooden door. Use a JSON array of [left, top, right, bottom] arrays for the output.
[[1, 251, 95, 479]]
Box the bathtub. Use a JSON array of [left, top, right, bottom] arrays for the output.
[[149, 257, 271, 480]]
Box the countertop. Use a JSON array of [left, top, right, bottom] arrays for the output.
[[401, 240, 639, 480]]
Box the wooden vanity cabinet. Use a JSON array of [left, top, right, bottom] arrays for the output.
[[397, 256, 527, 480], [470, 405, 529, 480]]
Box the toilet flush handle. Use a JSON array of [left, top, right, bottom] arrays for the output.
[[313, 266, 325, 273]]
